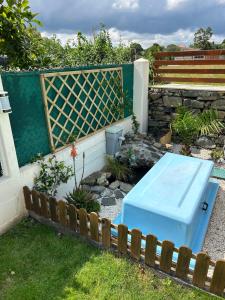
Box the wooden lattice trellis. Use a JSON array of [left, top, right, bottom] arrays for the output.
[[40, 68, 124, 151]]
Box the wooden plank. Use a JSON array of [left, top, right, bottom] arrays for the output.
[[118, 224, 128, 254], [192, 252, 210, 288], [155, 68, 225, 74], [39, 193, 49, 218], [101, 218, 111, 249], [58, 200, 67, 226], [145, 234, 157, 267], [130, 229, 142, 260], [155, 49, 225, 59], [89, 212, 99, 242], [78, 208, 88, 236], [49, 197, 58, 222], [154, 59, 225, 66], [210, 260, 225, 295], [23, 186, 32, 210], [154, 76, 225, 84], [160, 240, 174, 273], [31, 190, 40, 215], [68, 204, 77, 231], [176, 246, 192, 280]]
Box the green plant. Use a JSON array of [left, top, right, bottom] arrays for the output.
[[211, 148, 224, 161], [33, 155, 73, 197], [66, 188, 100, 213], [131, 114, 140, 134], [171, 107, 224, 155], [105, 156, 130, 181]]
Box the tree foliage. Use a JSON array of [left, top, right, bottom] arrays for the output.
[[0, 0, 42, 68], [193, 27, 213, 50]]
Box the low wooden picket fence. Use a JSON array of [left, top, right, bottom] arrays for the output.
[[23, 186, 225, 297]]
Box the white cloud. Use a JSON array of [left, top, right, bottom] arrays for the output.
[[112, 0, 139, 10], [217, 0, 225, 4], [166, 0, 187, 10]]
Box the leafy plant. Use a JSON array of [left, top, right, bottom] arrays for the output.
[[0, 0, 42, 68], [105, 156, 130, 181], [131, 114, 140, 134], [33, 155, 73, 197], [211, 148, 224, 161], [66, 188, 100, 213], [171, 107, 224, 155]]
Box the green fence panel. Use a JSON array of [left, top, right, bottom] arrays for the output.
[[1, 63, 133, 166]]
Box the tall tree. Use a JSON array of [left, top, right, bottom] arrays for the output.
[[0, 0, 42, 68], [130, 42, 143, 61], [193, 27, 213, 50], [165, 44, 180, 52]]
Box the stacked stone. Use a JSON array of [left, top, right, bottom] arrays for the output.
[[148, 88, 225, 146]]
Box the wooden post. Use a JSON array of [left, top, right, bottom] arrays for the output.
[[49, 197, 58, 222], [118, 224, 128, 254], [210, 260, 225, 295], [23, 186, 32, 210], [58, 200, 67, 226], [192, 252, 210, 288], [176, 246, 192, 280], [78, 208, 88, 236], [31, 190, 40, 215], [39, 193, 49, 218], [145, 234, 157, 267], [68, 204, 77, 231], [130, 229, 142, 260], [89, 212, 99, 242], [160, 240, 174, 273], [102, 218, 111, 249]]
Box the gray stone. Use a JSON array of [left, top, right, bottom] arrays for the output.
[[163, 96, 182, 107], [183, 99, 204, 109], [211, 100, 225, 111], [101, 197, 116, 206], [149, 92, 162, 101], [119, 182, 133, 193], [196, 136, 216, 149], [109, 180, 120, 190], [153, 142, 162, 149], [97, 173, 109, 186], [90, 186, 106, 194], [114, 189, 124, 199], [182, 90, 200, 98], [101, 188, 114, 197]]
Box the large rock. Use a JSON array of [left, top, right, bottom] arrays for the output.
[[183, 99, 204, 109], [119, 182, 133, 193], [196, 136, 216, 149], [163, 96, 182, 107], [211, 100, 225, 111], [149, 92, 162, 101]]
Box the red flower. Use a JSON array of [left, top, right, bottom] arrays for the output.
[[71, 144, 78, 158]]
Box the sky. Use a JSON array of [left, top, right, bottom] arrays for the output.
[[29, 0, 225, 48]]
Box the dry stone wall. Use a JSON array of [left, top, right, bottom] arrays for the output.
[[148, 87, 225, 146]]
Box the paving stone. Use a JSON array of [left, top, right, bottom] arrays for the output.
[[109, 180, 120, 190], [119, 182, 133, 193], [101, 197, 116, 206], [114, 189, 124, 199]]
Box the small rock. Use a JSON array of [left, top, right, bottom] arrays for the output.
[[153, 142, 162, 149], [196, 136, 216, 149], [114, 189, 124, 199], [101, 197, 116, 206], [119, 182, 133, 193], [97, 173, 109, 186], [101, 188, 114, 197], [109, 180, 120, 190]]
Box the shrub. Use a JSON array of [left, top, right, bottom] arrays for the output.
[[66, 188, 100, 213], [105, 156, 130, 181], [171, 107, 224, 155], [33, 155, 73, 197]]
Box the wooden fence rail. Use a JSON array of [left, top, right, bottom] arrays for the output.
[[23, 186, 225, 297], [153, 49, 225, 85]]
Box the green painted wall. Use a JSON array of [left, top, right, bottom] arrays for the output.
[[1, 64, 134, 167]]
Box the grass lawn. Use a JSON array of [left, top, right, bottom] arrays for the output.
[[0, 218, 219, 300]]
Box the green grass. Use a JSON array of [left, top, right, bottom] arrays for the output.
[[0, 219, 219, 300]]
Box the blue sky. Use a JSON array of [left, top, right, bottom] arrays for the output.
[[30, 0, 225, 48]]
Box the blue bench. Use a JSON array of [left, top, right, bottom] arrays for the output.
[[114, 152, 219, 253]]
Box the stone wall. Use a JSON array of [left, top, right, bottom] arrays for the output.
[[148, 87, 225, 146]]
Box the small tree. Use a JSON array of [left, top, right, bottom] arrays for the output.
[[193, 27, 213, 50]]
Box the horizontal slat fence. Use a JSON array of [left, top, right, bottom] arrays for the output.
[[23, 186, 225, 297], [153, 50, 225, 85]]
